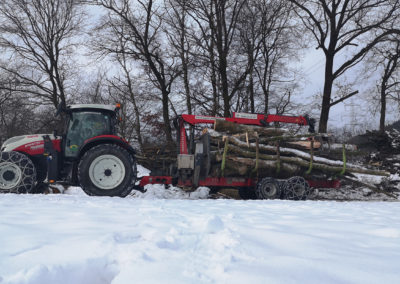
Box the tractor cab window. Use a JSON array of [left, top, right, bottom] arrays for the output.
[[65, 111, 112, 158]]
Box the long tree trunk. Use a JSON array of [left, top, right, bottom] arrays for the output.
[[183, 58, 192, 115], [128, 85, 144, 151], [379, 82, 387, 134], [220, 55, 230, 116], [210, 25, 219, 116], [248, 65, 255, 113], [179, 8, 192, 115], [214, 0, 230, 117], [211, 57, 219, 116], [119, 50, 144, 150], [319, 53, 334, 133], [161, 89, 173, 143]]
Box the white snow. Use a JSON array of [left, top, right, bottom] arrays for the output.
[[136, 164, 150, 177], [131, 185, 210, 199], [353, 173, 387, 185], [1, 192, 400, 284]]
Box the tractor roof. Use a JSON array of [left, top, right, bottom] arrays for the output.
[[67, 104, 117, 112]]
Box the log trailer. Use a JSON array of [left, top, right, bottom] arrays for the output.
[[139, 113, 339, 200], [0, 104, 339, 199]]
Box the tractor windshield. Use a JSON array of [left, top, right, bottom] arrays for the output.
[[65, 111, 112, 158]]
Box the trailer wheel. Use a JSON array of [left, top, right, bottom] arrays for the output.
[[282, 176, 311, 200], [0, 151, 36, 193], [78, 144, 136, 197], [255, 178, 281, 200]]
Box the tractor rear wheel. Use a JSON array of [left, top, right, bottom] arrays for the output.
[[78, 144, 136, 197], [0, 151, 37, 193]]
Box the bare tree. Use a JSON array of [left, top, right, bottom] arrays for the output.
[[0, 0, 84, 108], [380, 41, 400, 132], [252, 0, 299, 115], [369, 37, 400, 133], [187, 0, 300, 116], [185, 1, 220, 115], [289, 0, 400, 132], [164, 0, 194, 115], [111, 49, 145, 150], [92, 0, 181, 143], [236, 0, 260, 113], [188, 0, 250, 117], [0, 70, 53, 141]]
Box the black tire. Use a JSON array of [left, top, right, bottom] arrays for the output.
[[282, 176, 311, 200], [255, 177, 281, 200], [78, 144, 136, 197], [0, 151, 37, 193]]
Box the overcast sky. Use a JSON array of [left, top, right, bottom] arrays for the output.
[[298, 47, 398, 131]]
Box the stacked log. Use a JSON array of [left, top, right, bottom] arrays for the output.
[[136, 143, 177, 175], [206, 120, 390, 180]]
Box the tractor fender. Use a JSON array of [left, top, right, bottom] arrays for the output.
[[78, 135, 136, 159]]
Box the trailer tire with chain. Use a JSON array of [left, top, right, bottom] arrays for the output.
[[78, 144, 136, 197], [255, 177, 281, 200], [282, 176, 311, 200], [0, 151, 37, 193]]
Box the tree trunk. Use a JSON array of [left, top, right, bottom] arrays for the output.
[[161, 89, 173, 143], [379, 82, 387, 134], [220, 55, 230, 117], [133, 99, 143, 151], [208, 2, 219, 116], [210, 37, 219, 116], [248, 68, 255, 113], [319, 53, 334, 133], [179, 9, 192, 115], [213, 120, 288, 136], [210, 135, 390, 177], [214, 0, 230, 117]]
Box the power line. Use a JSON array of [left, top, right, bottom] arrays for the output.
[[303, 57, 325, 76]]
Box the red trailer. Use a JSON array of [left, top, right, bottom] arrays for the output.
[[136, 112, 339, 200]]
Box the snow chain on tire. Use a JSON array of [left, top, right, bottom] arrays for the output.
[[281, 176, 311, 200], [0, 151, 37, 193]]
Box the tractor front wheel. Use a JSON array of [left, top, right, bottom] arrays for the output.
[[78, 144, 136, 197], [0, 151, 37, 193]]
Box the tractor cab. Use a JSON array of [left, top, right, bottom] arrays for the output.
[[62, 104, 119, 158]]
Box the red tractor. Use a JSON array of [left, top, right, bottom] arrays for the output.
[[0, 103, 338, 198], [0, 104, 137, 196]]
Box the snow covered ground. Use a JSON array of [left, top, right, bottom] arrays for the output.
[[1, 188, 400, 284]]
